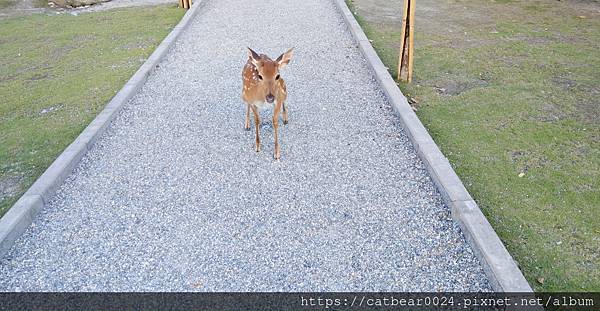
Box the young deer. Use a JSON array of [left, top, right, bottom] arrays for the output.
[[241, 47, 294, 160]]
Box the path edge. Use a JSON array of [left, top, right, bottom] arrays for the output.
[[331, 0, 532, 292], [0, 2, 204, 259]]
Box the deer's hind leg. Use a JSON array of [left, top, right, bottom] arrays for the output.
[[282, 101, 288, 125]]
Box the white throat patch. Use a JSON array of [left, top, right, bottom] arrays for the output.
[[254, 101, 274, 111]]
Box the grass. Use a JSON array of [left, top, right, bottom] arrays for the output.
[[0, 5, 184, 217], [347, 0, 599, 291]]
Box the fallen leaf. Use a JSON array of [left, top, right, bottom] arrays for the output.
[[408, 97, 419, 105], [518, 172, 525, 178], [537, 277, 545, 284]]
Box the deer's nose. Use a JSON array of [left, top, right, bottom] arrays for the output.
[[266, 94, 275, 103]]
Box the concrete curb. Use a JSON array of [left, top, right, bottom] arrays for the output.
[[331, 0, 532, 292], [0, 2, 204, 259]]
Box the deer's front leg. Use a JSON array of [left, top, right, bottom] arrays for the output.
[[244, 103, 251, 130], [251, 105, 260, 152], [273, 102, 282, 160]]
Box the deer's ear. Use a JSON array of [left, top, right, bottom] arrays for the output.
[[247, 47, 260, 65], [276, 48, 294, 69]]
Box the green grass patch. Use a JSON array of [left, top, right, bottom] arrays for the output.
[[0, 5, 184, 216], [348, 0, 600, 291]]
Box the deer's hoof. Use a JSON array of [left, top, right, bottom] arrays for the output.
[[283, 120, 288, 125], [255, 145, 260, 152], [244, 126, 251, 131], [274, 148, 281, 160]]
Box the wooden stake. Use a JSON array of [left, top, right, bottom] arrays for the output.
[[407, 0, 415, 82], [397, 0, 415, 82], [179, 0, 183, 8], [397, 0, 408, 81]]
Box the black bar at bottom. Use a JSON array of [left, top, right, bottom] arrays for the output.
[[0, 292, 598, 310]]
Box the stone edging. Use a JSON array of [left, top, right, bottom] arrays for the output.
[[331, 0, 532, 292], [0, 1, 204, 259]]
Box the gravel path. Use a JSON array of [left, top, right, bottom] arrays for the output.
[[0, 0, 491, 291]]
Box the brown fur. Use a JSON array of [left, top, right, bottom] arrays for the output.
[[241, 47, 293, 160]]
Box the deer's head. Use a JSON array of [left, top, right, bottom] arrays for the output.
[[247, 47, 294, 103]]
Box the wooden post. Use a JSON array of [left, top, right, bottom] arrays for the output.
[[397, 0, 415, 82], [181, 0, 191, 9], [407, 0, 415, 82], [397, 0, 408, 81]]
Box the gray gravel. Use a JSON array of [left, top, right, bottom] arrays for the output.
[[0, 0, 491, 291]]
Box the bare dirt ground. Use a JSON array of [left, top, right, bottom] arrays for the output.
[[73, 0, 172, 13], [0, 0, 173, 19], [0, 0, 47, 18]]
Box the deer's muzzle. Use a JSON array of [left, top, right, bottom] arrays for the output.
[[266, 94, 275, 103]]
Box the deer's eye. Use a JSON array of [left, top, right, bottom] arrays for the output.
[[275, 74, 280, 80], [257, 74, 263, 80]]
